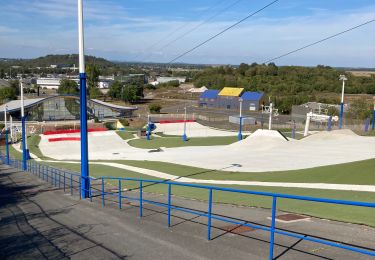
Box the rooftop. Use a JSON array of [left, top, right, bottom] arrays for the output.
[[218, 87, 244, 97]]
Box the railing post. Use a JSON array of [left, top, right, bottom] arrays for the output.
[[168, 183, 172, 227], [79, 177, 82, 200], [63, 172, 66, 192], [58, 170, 61, 189], [269, 196, 277, 260], [139, 180, 143, 217], [46, 166, 49, 182], [118, 179, 122, 209], [207, 188, 213, 241], [70, 174, 73, 195], [101, 177, 105, 207], [89, 178, 92, 202], [54, 169, 56, 186]]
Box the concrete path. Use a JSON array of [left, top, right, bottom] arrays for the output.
[[1, 163, 375, 259]]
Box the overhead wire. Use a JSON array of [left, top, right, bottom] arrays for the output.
[[157, 0, 244, 51], [133, 0, 227, 61], [264, 18, 375, 63], [167, 0, 280, 64]]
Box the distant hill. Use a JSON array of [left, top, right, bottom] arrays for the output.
[[0, 54, 115, 69]]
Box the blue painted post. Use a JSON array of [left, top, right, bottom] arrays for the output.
[[118, 179, 122, 209], [207, 188, 213, 241], [182, 107, 188, 142], [54, 169, 57, 187], [146, 115, 151, 141], [63, 172, 66, 192], [139, 181, 143, 217], [80, 73, 90, 198], [89, 179, 92, 202], [364, 118, 370, 132], [238, 116, 243, 141], [269, 197, 277, 260], [58, 170, 61, 189], [21, 117, 27, 171], [168, 184, 171, 227], [339, 102, 344, 129], [70, 174, 73, 195], [79, 177, 82, 200], [46, 166, 49, 182], [372, 108, 375, 131], [5, 130, 9, 165], [101, 177, 105, 207], [328, 116, 332, 131]]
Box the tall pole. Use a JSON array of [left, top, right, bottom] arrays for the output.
[[78, 0, 90, 198], [238, 98, 243, 140], [372, 97, 375, 131], [182, 106, 187, 141], [339, 75, 347, 129], [146, 114, 151, 140], [268, 102, 273, 130], [4, 105, 9, 165], [20, 82, 27, 170]]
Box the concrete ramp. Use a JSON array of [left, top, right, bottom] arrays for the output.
[[154, 122, 238, 137]]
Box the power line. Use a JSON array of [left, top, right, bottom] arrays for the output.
[[133, 0, 226, 60], [264, 19, 375, 64], [167, 0, 280, 64], [158, 0, 244, 51]]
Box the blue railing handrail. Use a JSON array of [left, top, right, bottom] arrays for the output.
[[98, 176, 375, 208]]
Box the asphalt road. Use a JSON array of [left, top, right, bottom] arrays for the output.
[[1, 163, 374, 259]]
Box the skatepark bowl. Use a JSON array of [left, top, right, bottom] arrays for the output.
[[1, 152, 374, 260]]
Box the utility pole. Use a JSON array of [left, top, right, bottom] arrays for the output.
[[182, 106, 187, 141], [339, 75, 347, 129], [268, 102, 273, 130], [78, 0, 90, 198]]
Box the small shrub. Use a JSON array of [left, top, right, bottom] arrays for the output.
[[149, 104, 162, 114], [119, 119, 129, 126], [104, 122, 116, 130]]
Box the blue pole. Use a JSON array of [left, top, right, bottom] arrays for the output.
[[80, 72, 90, 198], [339, 102, 344, 129], [118, 179, 122, 209], [238, 116, 243, 141], [269, 197, 277, 260], [139, 180, 143, 217], [207, 188, 213, 241], [328, 116, 332, 131], [372, 109, 375, 131], [21, 116, 27, 171], [168, 184, 172, 227], [5, 130, 9, 165], [101, 177, 105, 207]]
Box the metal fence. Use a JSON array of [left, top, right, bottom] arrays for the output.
[[0, 153, 374, 259]]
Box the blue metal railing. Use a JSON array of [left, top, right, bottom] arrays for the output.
[[0, 151, 374, 259]]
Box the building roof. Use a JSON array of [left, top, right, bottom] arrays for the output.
[[0, 95, 137, 113], [218, 87, 244, 97], [200, 89, 220, 99], [240, 91, 264, 101]]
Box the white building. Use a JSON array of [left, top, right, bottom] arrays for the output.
[[37, 78, 79, 90], [156, 77, 186, 84]]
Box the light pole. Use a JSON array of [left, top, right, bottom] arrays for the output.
[[238, 98, 243, 140], [146, 114, 151, 140], [78, 0, 90, 198], [4, 105, 9, 165], [182, 106, 187, 141], [339, 74, 347, 129], [20, 81, 28, 170], [268, 102, 273, 130]]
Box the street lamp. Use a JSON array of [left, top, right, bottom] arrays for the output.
[[339, 74, 347, 129], [238, 98, 243, 140], [4, 105, 9, 165], [182, 106, 188, 141], [268, 102, 273, 130], [78, 0, 90, 198], [20, 81, 29, 170]]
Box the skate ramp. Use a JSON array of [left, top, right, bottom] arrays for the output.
[[154, 122, 238, 137]]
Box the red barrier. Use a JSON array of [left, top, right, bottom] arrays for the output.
[[48, 137, 81, 142], [44, 128, 107, 135], [158, 120, 196, 124]]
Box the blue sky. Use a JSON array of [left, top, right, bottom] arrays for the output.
[[0, 0, 374, 66]]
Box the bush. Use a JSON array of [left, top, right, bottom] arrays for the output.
[[119, 119, 129, 126], [149, 104, 162, 114], [104, 122, 116, 130]]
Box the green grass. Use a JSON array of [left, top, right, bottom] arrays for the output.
[[6, 136, 375, 226], [104, 159, 375, 185], [128, 136, 240, 149], [116, 131, 136, 140]]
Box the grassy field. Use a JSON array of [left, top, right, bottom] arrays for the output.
[[6, 137, 375, 226], [128, 136, 239, 149], [116, 131, 136, 140]]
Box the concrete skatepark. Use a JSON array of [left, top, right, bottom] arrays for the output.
[[37, 122, 375, 173]]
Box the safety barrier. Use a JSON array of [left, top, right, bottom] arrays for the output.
[[0, 152, 374, 259]]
